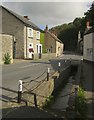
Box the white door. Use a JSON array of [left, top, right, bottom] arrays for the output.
[[36, 44, 42, 54], [28, 43, 34, 58]]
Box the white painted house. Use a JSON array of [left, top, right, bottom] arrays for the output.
[[1, 6, 42, 61], [83, 25, 94, 62]]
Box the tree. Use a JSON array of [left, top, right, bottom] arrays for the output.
[[84, 2, 94, 26], [49, 1, 94, 51], [58, 23, 78, 51]]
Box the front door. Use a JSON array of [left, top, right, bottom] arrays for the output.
[[39, 45, 42, 54]]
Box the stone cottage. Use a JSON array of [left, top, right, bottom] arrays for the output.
[[1, 6, 42, 64], [83, 23, 94, 62], [44, 25, 64, 57]]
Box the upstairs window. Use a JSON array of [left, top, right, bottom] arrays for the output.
[[28, 28, 33, 38], [36, 31, 40, 40], [87, 48, 93, 56]]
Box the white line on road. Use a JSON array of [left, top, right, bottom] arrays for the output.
[[20, 63, 40, 68]]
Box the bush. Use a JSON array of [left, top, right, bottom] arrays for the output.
[[43, 95, 54, 108], [3, 53, 11, 64], [75, 87, 88, 118]]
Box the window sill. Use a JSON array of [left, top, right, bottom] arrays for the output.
[[36, 38, 40, 40], [28, 36, 33, 38]]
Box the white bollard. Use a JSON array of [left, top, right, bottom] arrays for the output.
[[18, 80, 22, 92], [65, 60, 67, 62], [58, 62, 61, 67], [47, 68, 50, 81], [18, 80, 22, 103], [58, 62, 61, 73], [48, 68, 50, 73]]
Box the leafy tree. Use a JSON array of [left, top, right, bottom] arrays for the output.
[[58, 23, 78, 51], [84, 2, 94, 26], [49, 1, 94, 51]]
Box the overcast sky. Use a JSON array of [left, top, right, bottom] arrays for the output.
[[2, 0, 93, 30]]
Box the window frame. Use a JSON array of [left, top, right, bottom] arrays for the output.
[[36, 31, 40, 40], [28, 27, 33, 38]]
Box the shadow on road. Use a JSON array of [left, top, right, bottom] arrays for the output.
[[30, 61, 50, 65], [0, 87, 17, 94], [2, 106, 56, 118], [0, 87, 17, 103]]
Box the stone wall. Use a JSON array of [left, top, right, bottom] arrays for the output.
[[44, 31, 64, 57], [2, 7, 24, 59], [44, 32, 56, 53], [22, 76, 54, 107], [83, 32, 94, 62], [53, 66, 71, 93], [41, 53, 56, 60], [31, 53, 56, 60], [22, 65, 71, 107], [0, 34, 13, 64]]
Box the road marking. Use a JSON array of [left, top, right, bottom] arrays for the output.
[[20, 63, 40, 68]]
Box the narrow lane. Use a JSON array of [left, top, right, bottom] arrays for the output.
[[1, 60, 53, 105], [1, 54, 83, 108]]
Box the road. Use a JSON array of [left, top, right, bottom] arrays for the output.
[[1, 60, 54, 106], [1, 54, 83, 108]]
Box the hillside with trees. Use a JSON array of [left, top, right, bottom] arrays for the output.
[[49, 2, 94, 51]]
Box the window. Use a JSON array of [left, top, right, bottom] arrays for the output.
[[28, 28, 33, 38], [87, 48, 93, 56], [36, 31, 40, 40]]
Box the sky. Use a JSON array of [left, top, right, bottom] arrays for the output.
[[1, 0, 94, 30]]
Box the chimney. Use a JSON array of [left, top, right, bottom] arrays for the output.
[[24, 16, 30, 20], [86, 21, 90, 29], [46, 25, 48, 31], [45, 25, 48, 31]]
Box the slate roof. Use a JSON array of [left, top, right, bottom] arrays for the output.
[[1, 6, 41, 31], [47, 31, 63, 43]]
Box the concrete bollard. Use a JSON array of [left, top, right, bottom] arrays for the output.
[[18, 80, 22, 103], [47, 68, 50, 81]]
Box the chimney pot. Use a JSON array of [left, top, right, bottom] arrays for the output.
[[45, 25, 48, 31], [24, 16, 30, 20]]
